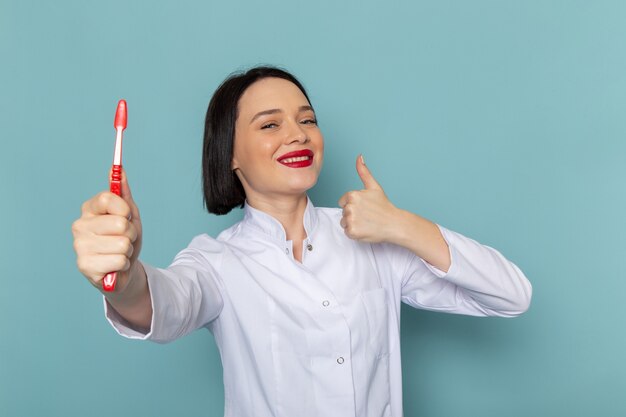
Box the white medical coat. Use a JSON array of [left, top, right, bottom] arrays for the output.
[[104, 198, 532, 417]]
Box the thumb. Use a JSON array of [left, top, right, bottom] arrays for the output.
[[120, 168, 140, 220], [356, 154, 382, 190]]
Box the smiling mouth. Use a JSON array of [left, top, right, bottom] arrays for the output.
[[277, 150, 314, 168], [281, 156, 310, 163]]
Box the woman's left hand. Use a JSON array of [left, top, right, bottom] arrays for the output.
[[338, 155, 401, 243], [339, 155, 451, 271]]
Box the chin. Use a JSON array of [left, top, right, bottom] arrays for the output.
[[285, 173, 318, 194]]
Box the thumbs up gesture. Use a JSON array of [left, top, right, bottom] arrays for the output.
[[338, 155, 400, 243]]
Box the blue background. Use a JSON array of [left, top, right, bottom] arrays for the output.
[[1, 1, 625, 416]]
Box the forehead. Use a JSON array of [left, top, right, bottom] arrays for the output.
[[238, 77, 309, 115]]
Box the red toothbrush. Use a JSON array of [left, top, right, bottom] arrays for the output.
[[102, 99, 128, 292]]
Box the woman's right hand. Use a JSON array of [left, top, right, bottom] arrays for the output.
[[72, 169, 143, 294]]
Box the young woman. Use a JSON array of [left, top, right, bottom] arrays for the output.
[[72, 66, 532, 417]]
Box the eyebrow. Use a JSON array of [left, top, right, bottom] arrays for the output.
[[249, 105, 314, 124]]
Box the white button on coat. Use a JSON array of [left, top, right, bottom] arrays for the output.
[[104, 197, 532, 417]]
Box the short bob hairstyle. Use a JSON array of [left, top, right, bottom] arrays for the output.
[[202, 66, 313, 215]]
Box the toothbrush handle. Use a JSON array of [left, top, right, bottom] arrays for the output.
[[102, 164, 123, 292], [110, 164, 122, 196]]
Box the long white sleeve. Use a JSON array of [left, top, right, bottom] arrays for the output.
[[386, 225, 532, 317], [104, 234, 225, 343]]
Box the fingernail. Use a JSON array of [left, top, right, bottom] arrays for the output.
[[360, 154, 365, 165]]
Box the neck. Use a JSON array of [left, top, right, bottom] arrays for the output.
[[246, 193, 309, 242]]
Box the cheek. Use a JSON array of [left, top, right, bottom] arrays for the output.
[[314, 135, 325, 166], [259, 140, 278, 157], [235, 136, 278, 171]]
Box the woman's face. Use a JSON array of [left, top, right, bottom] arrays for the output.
[[232, 77, 324, 202]]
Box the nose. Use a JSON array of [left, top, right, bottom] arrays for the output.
[[285, 120, 310, 144]]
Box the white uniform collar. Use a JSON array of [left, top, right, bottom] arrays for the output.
[[242, 196, 318, 242]]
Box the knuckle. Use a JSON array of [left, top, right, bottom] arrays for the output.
[[71, 219, 82, 235], [128, 224, 138, 242], [111, 255, 126, 271], [118, 237, 131, 254], [120, 255, 130, 268], [122, 259, 131, 272], [97, 192, 111, 206], [89, 277, 102, 287], [103, 192, 120, 211], [114, 217, 128, 233], [115, 255, 131, 272], [73, 237, 85, 254], [86, 270, 102, 285], [76, 257, 88, 273]]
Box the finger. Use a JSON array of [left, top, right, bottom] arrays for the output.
[[339, 191, 359, 208], [340, 216, 347, 229], [81, 215, 138, 241], [76, 235, 134, 258], [338, 193, 348, 208], [79, 254, 131, 279], [83, 192, 131, 218], [356, 154, 382, 191]]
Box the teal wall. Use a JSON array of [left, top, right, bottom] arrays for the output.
[[2, 1, 625, 416]]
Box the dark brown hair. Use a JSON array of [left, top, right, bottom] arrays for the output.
[[202, 66, 313, 215]]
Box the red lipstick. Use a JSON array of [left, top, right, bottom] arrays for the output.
[[277, 149, 314, 168]]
